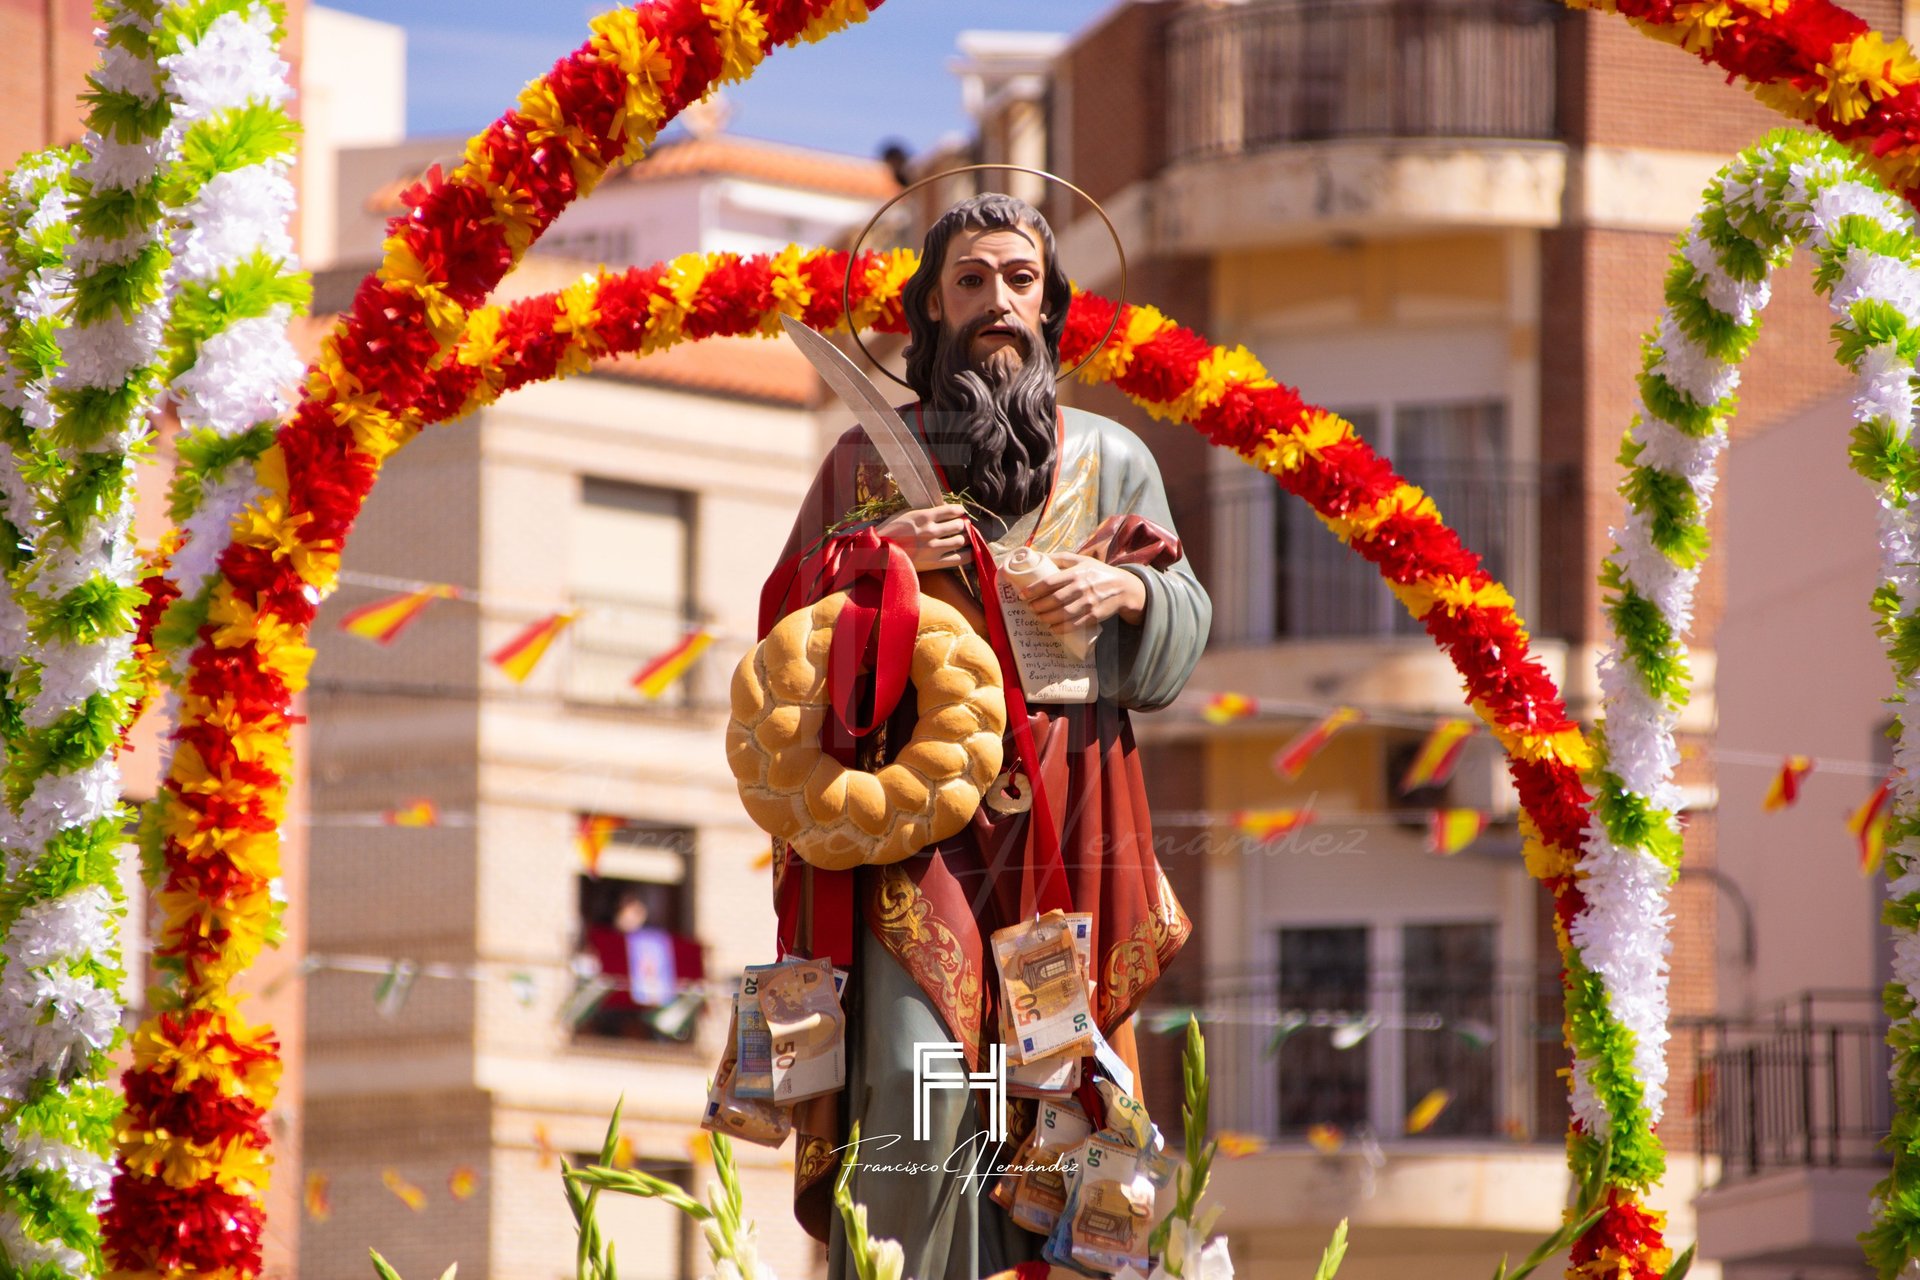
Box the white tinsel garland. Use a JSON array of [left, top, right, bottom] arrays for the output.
[[0, 0, 180, 1272], [1591, 130, 1920, 1278], [155, 0, 307, 667]]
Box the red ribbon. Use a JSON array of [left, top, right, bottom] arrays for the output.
[[761, 526, 919, 745]]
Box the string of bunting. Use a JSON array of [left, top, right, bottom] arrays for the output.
[[330, 571, 717, 693]]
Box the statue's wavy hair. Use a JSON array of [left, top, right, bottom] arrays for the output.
[[900, 192, 1072, 397]]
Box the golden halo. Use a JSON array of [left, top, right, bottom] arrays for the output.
[[843, 162, 1129, 390]]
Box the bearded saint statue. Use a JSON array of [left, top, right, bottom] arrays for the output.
[[759, 191, 1210, 1280]]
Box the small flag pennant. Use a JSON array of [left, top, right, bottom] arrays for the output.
[[1400, 719, 1476, 794], [1427, 808, 1486, 856], [577, 814, 623, 875], [612, 1134, 637, 1170], [687, 1130, 713, 1164], [1305, 1124, 1345, 1154], [304, 1172, 331, 1222], [1763, 755, 1815, 812], [1202, 692, 1257, 725], [383, 799, 440, 828], [1405, 1088, 1451, 1134], [382, 1168, 427, 1212], [1850, 779, 1893, 876], [1272, 707, 1361, 779], [534, 1123, 557, 1169], [374, 960, 419, 1019], [1215, 1131, 1267, 1158], [338, 585, 456, 645], [1232, 808, 1313, 843], [631, 628, 715, 699], [489, 612, 577, 683], [448, 1166, 478, 1200]]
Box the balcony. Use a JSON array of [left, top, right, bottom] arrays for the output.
[[1134, 959, 1598, 1244], [1139, 959, 1567, 1147], [1208, 458, 1577, 647], [1689, 992, 1892, 1272], [1168, 0, 1560, 161], [1153, 0, 1567, 249]]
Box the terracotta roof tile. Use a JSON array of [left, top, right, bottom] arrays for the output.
[[590, 335, 821, 407]]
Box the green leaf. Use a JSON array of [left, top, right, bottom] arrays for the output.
[[1313, 1218, 1350, 1280], [369, 1249, 405, 1280], [1665, 1243, 1696, 1280]]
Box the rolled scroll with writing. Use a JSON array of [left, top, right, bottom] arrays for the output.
[[999, 546, 1095, 660]]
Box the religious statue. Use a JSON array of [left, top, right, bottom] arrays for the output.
[[756, 188, 1209, 1280]]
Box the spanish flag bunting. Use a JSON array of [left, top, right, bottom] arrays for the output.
[[1233, 808, 1313, 843], [382, 1168, 427, 1212], [687, 1130, 713, 1164], [1405, 1088, 1452, 1134], [338, 584, 457, 645], [577, 814, 623, 875], [1850, 779, 1893, 876], [303, 1172, 331, 1222], [448, 1166, 479, 1200], [1762, 755, 1814, 812], [1400, 719, 1476, 793], [383, 799, 440, 828], [534, 1123, 557, 1169], [1272, 707, 1361, 779], [489, 612, 577, 683], [631, 628, 715, 698], [612, 1134, 637, 1170], [1306, 1123, 1345, 1154], [1215, 1131, 1267, 1158], [750, 846, 775, 871], [1203, 692, 1257, 725], [1427, 808, 1486, 856]]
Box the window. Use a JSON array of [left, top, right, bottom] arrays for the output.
[[574, 823, 704, 1045], [1274, 399, 1523, 640], [1402, 922, 1497, 1137], [1276, 926, 1371, 1133], [565, 478, 700, 707], [1275, 921, 1504, 1140]]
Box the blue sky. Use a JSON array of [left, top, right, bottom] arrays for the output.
[[315, 1, 1118, 159]]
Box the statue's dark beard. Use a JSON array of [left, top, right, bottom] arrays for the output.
[[922, 313, 1057, 533]]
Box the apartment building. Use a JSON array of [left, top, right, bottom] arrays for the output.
[[935, 2, 1910, 1276]]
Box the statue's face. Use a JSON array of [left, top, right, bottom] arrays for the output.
[[923, 223, 1048, 372]]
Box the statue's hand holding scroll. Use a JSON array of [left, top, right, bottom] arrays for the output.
[[1015, 551, 1147, 631]]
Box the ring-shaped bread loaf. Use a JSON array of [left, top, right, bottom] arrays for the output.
[[728, 591, 1007, 870]]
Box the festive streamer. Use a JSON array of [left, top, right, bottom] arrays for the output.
[[113, 5, 887, 1271], [1592, 127, 1920, 1279], [1568, 0, 1920, 209], [154, 0, 308, 635], [267, 240, 1648, 1266], [0, 0, 198, 1266]]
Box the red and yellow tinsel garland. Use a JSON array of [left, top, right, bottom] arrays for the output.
[[1572, 0, 1920, 206], [134, 235, 1654, 1271], [103, 1, 885, 1274]]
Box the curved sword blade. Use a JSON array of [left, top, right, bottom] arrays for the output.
[[780, 313, 943, 510]]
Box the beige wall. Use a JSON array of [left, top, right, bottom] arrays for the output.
[[1715, 390, 1889, 1016], [302, 371, 829, 1279]]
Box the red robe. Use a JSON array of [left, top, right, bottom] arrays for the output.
[[760, 406, 1204, 1239]]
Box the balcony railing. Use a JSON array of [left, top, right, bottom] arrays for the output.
[[1209, 459, 1576, 645], [1167, 0, 1561, 164], [1139, 964, 1569, 1144], [1690, 992, 1891, 1186]]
